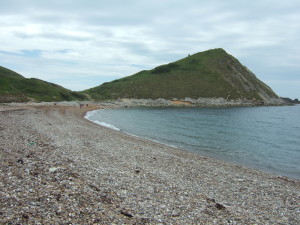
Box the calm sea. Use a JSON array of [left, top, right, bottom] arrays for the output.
[[86, 105, 300, 180]]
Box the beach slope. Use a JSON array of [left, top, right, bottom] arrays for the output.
[[0, 105, 299, 224]]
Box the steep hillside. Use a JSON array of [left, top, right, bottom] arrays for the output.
[[84, 48, 280, 104], [0, 66, 87, 102]]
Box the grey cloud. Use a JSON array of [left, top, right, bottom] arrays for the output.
[[0, 0, 299, 97], [14, 31, 90, 42]]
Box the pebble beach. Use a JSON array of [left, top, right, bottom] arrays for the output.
[[0, 103, 299, 224]]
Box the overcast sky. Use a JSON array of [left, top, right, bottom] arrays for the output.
[[1, 0, 299, 98]]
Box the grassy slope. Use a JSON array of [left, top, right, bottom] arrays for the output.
[[83, 49, 278, 101], [0, 66, 87, 102]]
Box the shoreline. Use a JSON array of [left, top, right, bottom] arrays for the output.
[[84, 105, 300, 181], [1, 104, 299, 224]]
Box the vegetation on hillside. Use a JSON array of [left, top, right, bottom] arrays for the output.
[[83, 48, 278, 101], [0, 66, 87, 102], [1, 48, 279, 103]]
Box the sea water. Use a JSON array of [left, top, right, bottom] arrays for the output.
[[86, 105, 300, 180]]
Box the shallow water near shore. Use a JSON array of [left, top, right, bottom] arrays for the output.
[[86, 105, 300, 180]]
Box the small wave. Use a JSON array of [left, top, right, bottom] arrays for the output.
[[84, 111, 121, 131], [93, 121, 121, 131], [84, 110, 98, 120]]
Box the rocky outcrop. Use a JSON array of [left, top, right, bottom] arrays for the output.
[[281, 97, 300, 104], [111, 97, 287, 107]]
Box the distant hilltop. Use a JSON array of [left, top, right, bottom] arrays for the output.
[[0, 48, 294, 106], [83, 48, 285, 106]]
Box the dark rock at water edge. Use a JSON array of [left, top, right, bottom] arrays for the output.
[[281, 97, 300, 104]]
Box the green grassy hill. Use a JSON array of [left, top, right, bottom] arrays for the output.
[[83, 48, 278, 102], [0, 66, 87, 102]]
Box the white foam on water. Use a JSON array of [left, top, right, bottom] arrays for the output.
[[84, 110, 179, 149], [85, 110, 121, 131], [85, 110, 97, 119], [93, 121, 121, 131]]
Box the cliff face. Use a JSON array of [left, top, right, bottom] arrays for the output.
[[84, 48, 284, 105]]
